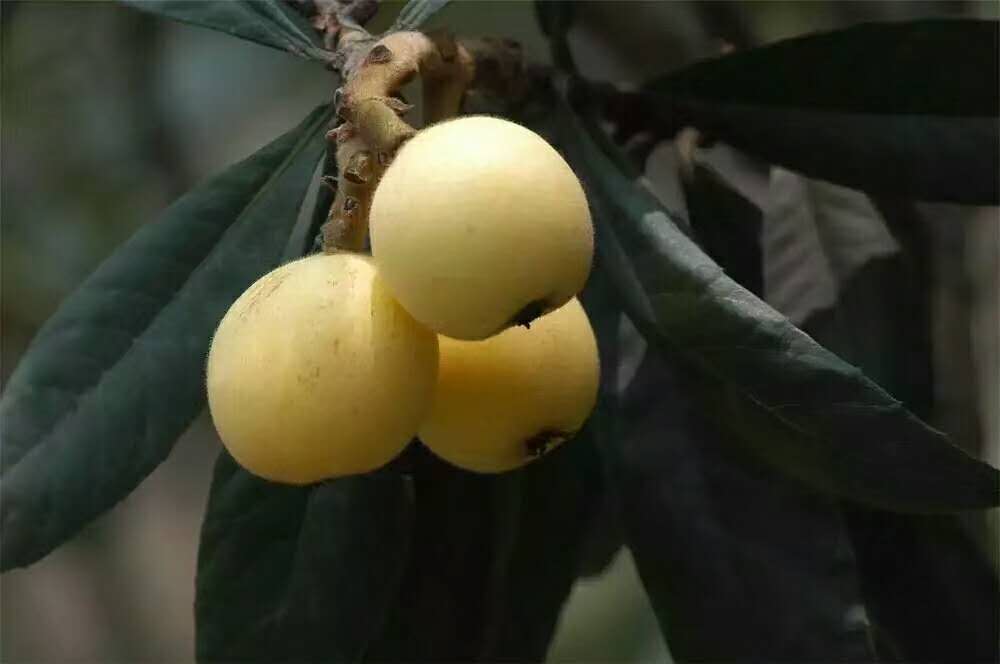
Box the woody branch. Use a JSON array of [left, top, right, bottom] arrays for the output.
[[288, 0, 525, 252]]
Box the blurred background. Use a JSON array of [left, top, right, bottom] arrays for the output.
[[1, 1, 997, 661]]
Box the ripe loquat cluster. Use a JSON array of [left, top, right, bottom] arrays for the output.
[[207, 116, 599, 483]]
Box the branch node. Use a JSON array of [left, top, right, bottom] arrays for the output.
[[317, 27, 529, 253], [365, 44, 394, 65]]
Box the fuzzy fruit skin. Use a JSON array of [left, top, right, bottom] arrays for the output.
[[370, 116, 593, 340], [206, 253, 438, 484], [419, 297, 599, 473]]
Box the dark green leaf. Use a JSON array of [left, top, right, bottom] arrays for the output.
[[478, 428, 602, 661], [0, 105, 333, 571], [122, 0, 328, 61], [533, 1, 576, 69], [365, 449, 498, 662], [367, 434, 602, 663], [800, 201, 998, 662], [196, 452, 414, 662], [573, 268, 626, 579], [533, 0, 574, 38], [545, 92, 1000, 512], [391, 0, 451, 31], [682, 162, 763, 296], [619, 348, 876, 662], [801, 202, 932, 422], [643, 19, 1000, 203], [575, 201, 875, 661], [846, 510, 1000, 662], [660, 20, 998, 116]]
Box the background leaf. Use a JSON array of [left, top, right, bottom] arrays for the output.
[[641, 19, 999, 203], [693, 129, 998, 661], [799, 199, 999, 662], [572, 269, 629, 580], [761, 169, 899, 325], [477, 428, 602, 661], [121, 0, 328, 61], [619, 345, 876, 663], [0, 104, 333, 571], [195, 452, 413, 663], [390, 0, 452, 31], [545, 87, 1000, 513], [846, 508, 999, 662], [364, 450, 499, 662], [682, 161, 763, 297], [533, 1, 576, 70], [366, 431, 602, 662], [584, 165, 874, 662]]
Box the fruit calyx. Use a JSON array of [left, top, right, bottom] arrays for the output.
[[524, 429, 572, 459], [507, 298, 551, 330]]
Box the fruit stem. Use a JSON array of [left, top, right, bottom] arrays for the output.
[[294, 0, 527, 253]]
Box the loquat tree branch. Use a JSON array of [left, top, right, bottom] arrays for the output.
[[289, 1, 529, 252]]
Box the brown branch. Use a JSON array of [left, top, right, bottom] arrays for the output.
[[303, 4, 527, 253], [321, 128, 375, 250], [339, 31, 475, 155]]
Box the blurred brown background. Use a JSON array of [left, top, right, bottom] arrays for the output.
[[1, 2, 996, 662]]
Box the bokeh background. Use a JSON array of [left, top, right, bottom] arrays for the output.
[[2, 1, 997, 661]]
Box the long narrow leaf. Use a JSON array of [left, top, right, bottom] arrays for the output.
[[683, 162, 763, 296], [577, 183, 875, 661], [0, 104, 333, 571], [366, 435, 601, 663], [801, 202, 999, 662], [643, 20, 999, 203], [195, 453, 413, 662], [390, 0, 451, 31], [547, 91, 999, 513], [364, 450, 499, 662], [478, 430, 602, 661], [619, 348, 876, 662], [122, 0, 328, 61]]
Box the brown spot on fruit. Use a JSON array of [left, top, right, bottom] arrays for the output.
[[239, 272, 290, 320]]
